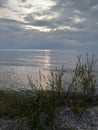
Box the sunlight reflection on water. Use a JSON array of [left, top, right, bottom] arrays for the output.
[[0, 49, 98, 90]]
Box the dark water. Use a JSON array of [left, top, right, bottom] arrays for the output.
[[0, 49, 97, 90]]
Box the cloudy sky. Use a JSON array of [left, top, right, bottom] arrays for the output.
[[0, 0, 98, 50]]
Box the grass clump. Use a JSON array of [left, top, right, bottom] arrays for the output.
[[0, 90, 32, 119], [68, 54, 97, 113], [27, 67, 65, 129], [73, 54, 97, 98]]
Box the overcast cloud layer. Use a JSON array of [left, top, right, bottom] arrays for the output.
[[0, 0, 98, 49]]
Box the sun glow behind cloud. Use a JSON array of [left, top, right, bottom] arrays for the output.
[[34, 13, 59, 20], [0, 0, 87, 33], [24, 25, 52, 32], [24, 25, 84, 32], [0, 0, 98, 49], [72, 17, 86, 23], [7, 0, 56, 14], [0, 0, 56, 22]]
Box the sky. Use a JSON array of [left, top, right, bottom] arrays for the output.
[[0, 0, 98, 50]]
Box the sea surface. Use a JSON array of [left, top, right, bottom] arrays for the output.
[[0, 49, 98, 90]]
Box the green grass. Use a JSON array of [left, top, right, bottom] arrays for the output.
[[0, 54, 98, 129], [0, 90, 30, 119]]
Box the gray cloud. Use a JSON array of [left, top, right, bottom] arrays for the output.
[[0, 0, 98, 50], [0, 18, 24, 25], [25, 15, 53, 27], [21, 0, 27, 2], [32, 20, 52, 27], [71, 0, 98, 11], [0, 18, 26, 33], [0, 0, 8, 7]]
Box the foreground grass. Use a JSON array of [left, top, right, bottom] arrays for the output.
[[0, 89, 98, 129], [0, 90, 30, 119], [0, 90, 98, 119]]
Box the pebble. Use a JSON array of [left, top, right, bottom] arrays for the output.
[[55, 106, 98, 130], [0, 106, 98, 130]]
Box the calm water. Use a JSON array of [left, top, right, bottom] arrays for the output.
[[0, 49, 97, 90]]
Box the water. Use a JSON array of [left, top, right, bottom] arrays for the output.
[[0, 49, 97, 90]]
